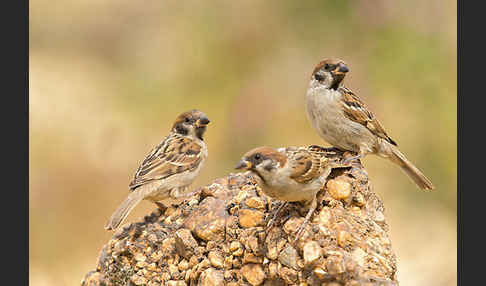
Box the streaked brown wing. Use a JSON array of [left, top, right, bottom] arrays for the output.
[[288, 148, 322, 184], [339, 86, 397, 146], [129, 133, 203, 190]]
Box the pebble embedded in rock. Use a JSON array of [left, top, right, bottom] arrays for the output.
[[278, 266, 298, 285], [131, 274, 147, 285], [199, 268, 224, 286], [245, 196, 266, 210], [241, 263, 266, 286], [337, 231, 352, 248], [326, 178, 352, 200], [278, 245, 300, 270], [239, 209, 265, 228], [230, 241, 244, 256], [303, 241, 322, 265], [283, 217, 303, 234], [174, 229, 199, 260], [325, 256, 346, 276], [184, 196, 227, 242], [135, 252, 147, 262], [208, 251, 224, 268]]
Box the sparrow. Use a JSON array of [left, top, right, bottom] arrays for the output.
[[235, 145, 350, 241], [104, 109, 210, 230], [305, 58, 434, 190]]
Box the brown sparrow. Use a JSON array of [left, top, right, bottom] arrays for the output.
[[235, 145, 350, 241], [305, 58, 434, 190], [104, 110, 210, 230]]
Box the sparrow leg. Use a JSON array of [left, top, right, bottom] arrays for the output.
[[342, 153, 364, 165], [265, 201, 289, 235], [293, 197, 318, 243]]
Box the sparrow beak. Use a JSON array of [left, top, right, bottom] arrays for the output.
[[196, 116, 211, 128], [333, 63, 349, 75], [235, 159, 251, 170]]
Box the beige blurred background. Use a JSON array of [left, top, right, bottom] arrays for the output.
[[29, 1, 456, 285]]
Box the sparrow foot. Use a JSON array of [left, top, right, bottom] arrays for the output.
[[265, 202, 289, 236], [293, 198, 318, 243]]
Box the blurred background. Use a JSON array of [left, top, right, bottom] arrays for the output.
[[29, 1, 456, 285]]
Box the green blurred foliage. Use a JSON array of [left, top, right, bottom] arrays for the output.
[[30, 1, 456, 285]]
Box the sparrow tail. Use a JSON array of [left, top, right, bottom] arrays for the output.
[[104, 191, 145, 231], [388, 145, 435, 191]]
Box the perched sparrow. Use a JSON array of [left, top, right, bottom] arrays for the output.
[[305, 58, 434, 190], [104, 110, 210, 230], [235, 145, 350, 241]]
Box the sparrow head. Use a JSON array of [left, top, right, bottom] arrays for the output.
[[172, 109, 210, 140], [235, 146, 287, 181], [311, 58, 349, 90]]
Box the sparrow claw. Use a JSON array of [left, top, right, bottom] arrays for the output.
[[293, 222, 308, 243], [292, 197, 318, 244], [265, 202, 289, 236]]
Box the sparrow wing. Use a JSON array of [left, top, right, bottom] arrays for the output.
[[129, 133, 204, 190], [339, 86, 397, 146], [287, 148, 323, 184]]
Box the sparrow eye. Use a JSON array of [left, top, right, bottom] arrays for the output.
[[324, 63, 331, 70], [184, 117, 190, 123], [314, 74, 324, 81], [254, 154, 261, 160]]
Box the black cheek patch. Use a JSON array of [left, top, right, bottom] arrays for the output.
[[314, 74, 324, 81], [175, 123, 188, 135]]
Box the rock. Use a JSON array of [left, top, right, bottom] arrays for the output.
[[178, 259, 189, 271], [131, 274, 147, 285], [243, 252, 263, 264], [241, 263, 266, 286], [83, 148, 399, 286], [313, 267, 327, 280], [351, 247, 367, 268], [337, 230, 352, 248], [134, 252, 147, 262], [208, 251, 224, 268], [278, 245, 300, 270], [353, 192, 366, 207], [174, 229, 199, 260], [230, 241, 244, 256], [283, 217, 303, 234], [325, 256, 346, 276], [199, 268, 224, 286], [247, 236, 261, 254], [326, 178, 352, 200], [239, 209, 265, 228], [278, 267, 298, 285], [303, 241, 322, 265], [246, 196, 266, 210], [184, 197, 227, 242]]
